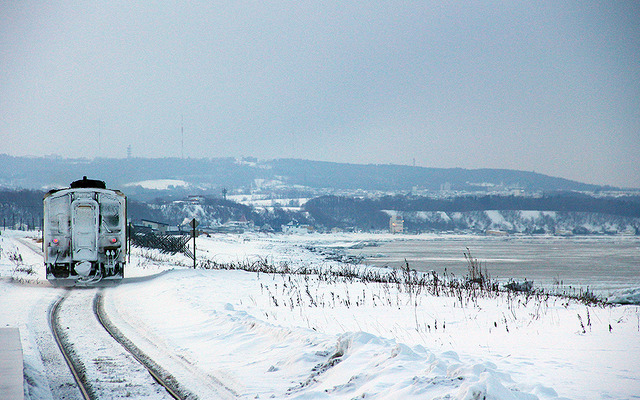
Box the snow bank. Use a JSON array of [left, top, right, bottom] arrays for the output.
[[108, 269, 570, 399], [292, 332, 560, 400]]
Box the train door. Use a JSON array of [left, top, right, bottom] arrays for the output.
[[71, 199, 99, 262]]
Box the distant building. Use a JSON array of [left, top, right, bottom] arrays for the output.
[[389, 214, 404, 234], [225, 217, 254, 233], [166, 225, 187, 235], [188, 195, 204, 204], [282, 222, 314, 234], [140, 219, 169, 234], [200, 216, 256, 234]]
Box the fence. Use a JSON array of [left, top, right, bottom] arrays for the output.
[[129, 226, 193, 258]]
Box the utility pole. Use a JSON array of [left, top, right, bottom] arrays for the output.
[[128, 222, 132, 263], [190, 218, 198, 269]]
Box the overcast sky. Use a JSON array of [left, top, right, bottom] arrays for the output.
[[1, 1, 638, 188]]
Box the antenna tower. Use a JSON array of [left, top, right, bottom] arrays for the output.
[[98, 119, 102, 157]]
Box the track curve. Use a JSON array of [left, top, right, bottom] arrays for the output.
[[50, 288, 190, 399]]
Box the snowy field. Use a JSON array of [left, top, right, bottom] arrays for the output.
[[1, 230, 639, 399]]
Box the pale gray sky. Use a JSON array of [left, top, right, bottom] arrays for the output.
[[1, 1, 639, 187]]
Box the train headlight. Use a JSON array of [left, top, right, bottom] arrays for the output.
[[110, 238, 117, 244], [52, 238, 59, 245]]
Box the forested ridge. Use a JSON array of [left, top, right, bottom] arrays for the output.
[[2, 188, 639, 233]]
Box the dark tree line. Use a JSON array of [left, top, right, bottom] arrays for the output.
[[303, 196, 389, 230], [303, 193, 640, 230], [0, 189, 45, 229], [372, 193, 640, 218]]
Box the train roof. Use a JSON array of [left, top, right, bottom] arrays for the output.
[[70, 176, 106, 189], [45, 177, 124, 198]]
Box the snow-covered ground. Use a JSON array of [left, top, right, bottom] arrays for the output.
[[1, 230, 639, 399]]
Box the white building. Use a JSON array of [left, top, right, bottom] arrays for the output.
[[389, 214, 404, 234], [282, 222, 314, 234]]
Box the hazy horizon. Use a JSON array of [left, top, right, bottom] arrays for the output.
[[2, 1, 638, 188]]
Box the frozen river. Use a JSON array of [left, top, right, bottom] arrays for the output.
[[343, 235, 640, 295]]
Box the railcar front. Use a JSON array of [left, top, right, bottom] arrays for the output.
[[44, 177, 126, 284]]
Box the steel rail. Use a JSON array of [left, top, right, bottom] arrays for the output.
[[92, 290, 188, 400], [49, 290, 93, 400]]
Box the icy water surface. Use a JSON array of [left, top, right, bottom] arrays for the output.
[[344, 235, 640, 295]]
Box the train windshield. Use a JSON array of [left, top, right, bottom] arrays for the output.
[[99, 194, 122, 232], [48, 194, 71, 234]]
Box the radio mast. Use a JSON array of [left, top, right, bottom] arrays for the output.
[[97, 119, 102, 157]]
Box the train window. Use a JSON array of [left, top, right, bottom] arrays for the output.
[[49, 195, 70, 234], [100, 195, 122, 231]]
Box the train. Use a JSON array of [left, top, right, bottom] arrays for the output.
[[43, 177, 126, 284]]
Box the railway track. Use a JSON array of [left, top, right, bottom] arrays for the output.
[[49, 291, 92, 400], [14, 233, 234, 398], [49, 289, 194, 400]]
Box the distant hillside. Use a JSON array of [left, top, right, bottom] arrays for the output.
[[268, 159, 608, 192], [0, 154, 613, 195], [304, 194, 640, 233], [2, 187, 638, 234]]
